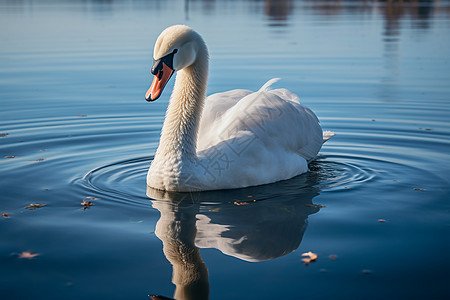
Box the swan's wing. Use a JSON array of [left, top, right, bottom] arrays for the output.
[[198, 89, 252, 149], [269, 88, 301, 104], [198, 85, 323, 163], [202, 89, 252, 119], [271, 88, 335, 144]]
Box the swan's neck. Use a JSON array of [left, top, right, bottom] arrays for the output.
[[156, 51, 208, 163]]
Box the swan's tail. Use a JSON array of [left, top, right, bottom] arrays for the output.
[[322, 131, 335, 144]]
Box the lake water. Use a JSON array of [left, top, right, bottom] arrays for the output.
[[1, 0, 449, 299]]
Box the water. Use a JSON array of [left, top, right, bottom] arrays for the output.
[[1, 0, 449, 299]]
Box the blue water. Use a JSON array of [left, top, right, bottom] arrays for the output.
[[1, 0, 449, 299]]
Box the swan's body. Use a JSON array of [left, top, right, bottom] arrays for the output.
[[145, 25, 333, 192]]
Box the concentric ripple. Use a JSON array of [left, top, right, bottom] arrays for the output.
[[2, 112, 448, 209], [65, 114, 448, 206], [80, 156, 151, 206]]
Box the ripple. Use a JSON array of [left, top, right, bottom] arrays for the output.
[[2, 113, 448, 208], [66, 113, 448, 205], [76, 152, 403, 205], [79, 156, 152, 207]]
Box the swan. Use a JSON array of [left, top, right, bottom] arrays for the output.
[[145, 25, 333, 192]]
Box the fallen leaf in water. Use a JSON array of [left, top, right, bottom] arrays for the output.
[[233, 201, 250, 206], [85, 196, 100, 200], [40, 149, 47, 151], [81, 199, 93, 210], [303, 251, 318, 260], [305, 203, 326, 208], [247, 195, 253, 198], [302, 251, 318, 265], [25, 203, 46, 210], [414, 188, 425, 191], [393, 180, 398, 182], [208, 207, 221, 212], [329, 254, 338, 260], [76, 115, 87, 117], [4, 155, 15, 158], [378, 219, 387, 223], [34, 158, 45, 162], [1, 213, 10, 217], [44, 188, 50, 191], [18, 251, 39, 259], [1, 133, 8, 137], [302, 257, 314, 266]]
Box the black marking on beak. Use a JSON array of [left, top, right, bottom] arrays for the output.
[[151, 49, 178, 75]]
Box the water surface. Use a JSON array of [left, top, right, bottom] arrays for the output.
[[1, 0, 449, 299]]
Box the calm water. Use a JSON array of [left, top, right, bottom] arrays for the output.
[[1, 0, 450, 299]]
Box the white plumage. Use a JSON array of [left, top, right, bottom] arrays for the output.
[[145, 25, 333, 191]]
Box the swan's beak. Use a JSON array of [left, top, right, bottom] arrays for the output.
[[145, 62, 174, 102]]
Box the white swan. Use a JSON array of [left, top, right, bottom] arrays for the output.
[[145, 25, 333, 192]]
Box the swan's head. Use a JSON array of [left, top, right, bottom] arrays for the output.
[[145, 25, 203, 102]]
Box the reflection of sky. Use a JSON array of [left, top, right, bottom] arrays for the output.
[[1, 0, 449, 105], [1, 0, 448, 54]]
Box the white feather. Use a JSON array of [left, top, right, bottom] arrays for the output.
[[146, 25, 333, 191]]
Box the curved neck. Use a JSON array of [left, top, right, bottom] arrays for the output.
[[157, 49, 208, 161]]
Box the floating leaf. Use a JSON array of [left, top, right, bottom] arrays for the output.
[[378, 219, 387, 223], [76, 115, 87, 117], [329, 254, 338, 261], [40, 149, 47, 151], [233, 201, 250, 206], [302, 251, 318, 265], [4, 155, 15, 158], [81, 199, 93, 210], [1, 213, 10, 217], [0, 133, 8, 137], [25, 203, 46, 210], [414, 188, 425, 191], [233, 199, 256, 206], [305, 203, 326, 208], [34, 158, 45, 162], [18, 251, 39, 259], [85, 196, 100, 200]]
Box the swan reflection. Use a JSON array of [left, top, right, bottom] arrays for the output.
[[147, 174, 322, 300]]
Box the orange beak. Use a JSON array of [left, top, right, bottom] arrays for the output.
[[145, 62, 174, 102]]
